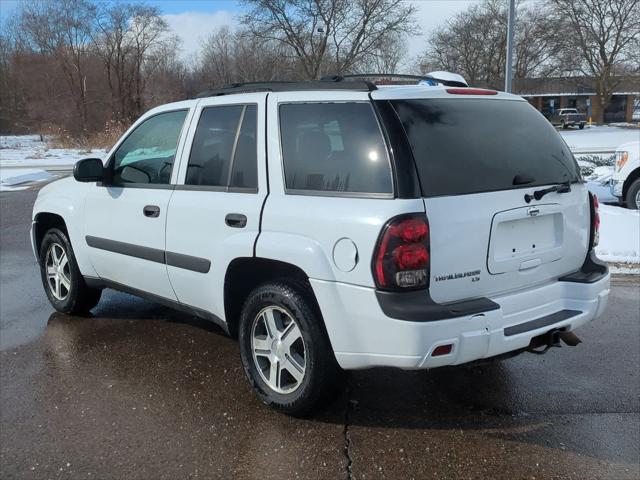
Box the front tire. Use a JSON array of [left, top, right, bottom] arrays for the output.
[[238, 281, 343, 416], [39, 228, 102, 314], [625, 178, 640, 210]]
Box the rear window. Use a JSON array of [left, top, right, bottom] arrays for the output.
[[389, 99, 581, 197], [279, 102, 393, 195]]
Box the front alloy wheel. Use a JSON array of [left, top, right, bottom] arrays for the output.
[[45, 242, 71, 301], [39, 227, 102, 314], [251, 306, 307, 394]]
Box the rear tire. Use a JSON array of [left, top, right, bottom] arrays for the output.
[[238, 281, 343, 416], [39, 228, 102, 314], [625, 178, 640, 210]]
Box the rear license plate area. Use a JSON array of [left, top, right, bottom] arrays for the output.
[[488, 206, 565, 274]]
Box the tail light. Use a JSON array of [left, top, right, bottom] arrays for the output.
[[590, 193, 600, 248], [372, 214, 430, 290], [615, 151, 628, 171]]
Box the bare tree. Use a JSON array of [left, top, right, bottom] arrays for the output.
[[93, 2, 135, 121], [128, 5, 175, 117], [418, 2, 501, 87], [16, 0, 96, 131], [241, 0, 418, 79], [547, 0, 640, 122], [418, 0, 562, 89], [0, 32, 28, 133], [513, 5, 564, 79], [93, 2, 176, 120], [233, 31, 300, 81], [200, 27, 237, 86], [359, 32, 406, 74], [197, 27, 301, 89]]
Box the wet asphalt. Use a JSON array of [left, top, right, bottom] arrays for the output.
[[1, 186, 639, 480]]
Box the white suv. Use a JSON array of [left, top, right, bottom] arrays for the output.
[[32, 76, 610, 414]]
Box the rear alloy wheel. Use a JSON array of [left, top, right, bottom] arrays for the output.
[[251, 306, 306, 394], [239, 281, 343, 415], [625, 178, 640, 210], [39, 228, 102, 314]]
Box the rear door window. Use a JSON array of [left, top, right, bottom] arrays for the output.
[[186, 105, 244, 187], [388, 99, 581, 197], [279, 102, 392, 195], [229, 105, 258, 190]]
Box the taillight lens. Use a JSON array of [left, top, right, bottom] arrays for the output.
[[590, 193, 600, 248], [373, 214, 430, 290], [616, 151, 628, 171]]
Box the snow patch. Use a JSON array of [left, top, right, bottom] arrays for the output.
[[595, 205, 640, 265], [559, 125, 639, 153], [0, 135, 104, 169], [0, 168, 56, 191]]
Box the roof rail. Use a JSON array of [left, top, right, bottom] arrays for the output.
[[321, 73, 468, 88], [195, 79, 377, 98]]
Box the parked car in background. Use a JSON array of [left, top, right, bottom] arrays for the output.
[[549, 108, 586, 129], [31, 75, 610, 415], [611, 141, 640, 209]]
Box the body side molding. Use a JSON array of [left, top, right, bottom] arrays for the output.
[[85, 236, 211, 274]]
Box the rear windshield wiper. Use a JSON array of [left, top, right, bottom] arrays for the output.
[[513, 174, 535, 185], [525, 181, 571, 203]]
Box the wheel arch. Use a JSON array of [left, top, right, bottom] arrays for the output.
[[224, 257, 325, 339], [33, 212, 68, 260], [623, 167, 640, 200]]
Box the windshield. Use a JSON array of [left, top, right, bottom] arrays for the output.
[[386, 98, 581, 197]]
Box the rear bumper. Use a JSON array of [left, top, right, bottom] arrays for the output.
[[312, 272, 610, 370]]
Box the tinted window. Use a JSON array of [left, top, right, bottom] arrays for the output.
[[279, 103, 392, 194], [186, 106, 244, 187], [112, 110, 187, 185], [389, 99, 580, 197], [229, 105, 258, 189]]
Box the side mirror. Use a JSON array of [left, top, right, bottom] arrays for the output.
[[73, 158, 104, 182]]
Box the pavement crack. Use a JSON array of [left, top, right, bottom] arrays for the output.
[[343, 387, 355, 480]]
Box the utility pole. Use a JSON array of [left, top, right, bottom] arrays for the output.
[[505, 0, 515, 92]]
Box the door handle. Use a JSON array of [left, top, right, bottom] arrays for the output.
[[225, 213, 247, 228], [143, 205, 160, 218]]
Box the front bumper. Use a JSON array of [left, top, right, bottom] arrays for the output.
[[610, 178, 624, 198], [312, 272, 610, 370]]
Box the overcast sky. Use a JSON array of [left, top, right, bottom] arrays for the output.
[[1, 0, 479, 64]]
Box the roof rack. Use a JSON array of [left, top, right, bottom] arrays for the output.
[[321, 73, 468, 88], [195, 79, 376, 98], [194, 72, 468, 99]]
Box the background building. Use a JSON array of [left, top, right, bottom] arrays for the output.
[[515, 76, 640, 123]]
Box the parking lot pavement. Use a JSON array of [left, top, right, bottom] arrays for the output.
[[1, 186, 639, 480]]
